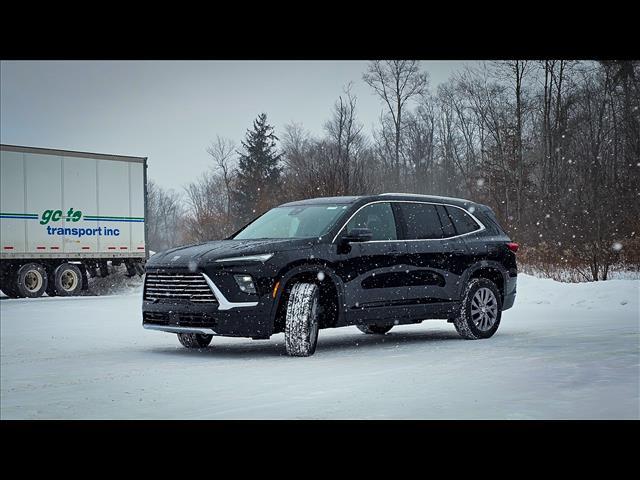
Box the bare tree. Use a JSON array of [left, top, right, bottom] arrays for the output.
[[324, 83, 366, 194], [206, 135, 236, 220], [281, 86, 376, 199], [363, 60, 429, 188], [146, 180, 185, 252], [183, 171, 235, 242], [490, 60, 533, 223]]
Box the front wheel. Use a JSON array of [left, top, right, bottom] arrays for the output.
[[285, 282, 320, 357], [356, 324, 393, 335], [453, 278, 502, 339], [177, 333, 213, 348]]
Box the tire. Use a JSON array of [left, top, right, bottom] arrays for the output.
[[49, 263, 83, 296], [453, 278, 502, 340], [357, 324, 393, 335], [285, 282, 320, 357], [177, 333, 213, 348], [15, 263, 48, 298]]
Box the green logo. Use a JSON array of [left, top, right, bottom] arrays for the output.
[[40, 208, 83, 225]]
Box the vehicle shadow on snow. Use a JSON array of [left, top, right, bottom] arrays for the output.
[[147, 327, 480, 359]]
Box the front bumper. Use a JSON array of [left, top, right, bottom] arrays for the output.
[[142, 270, 275, 338], [142, 299, 274, 337]]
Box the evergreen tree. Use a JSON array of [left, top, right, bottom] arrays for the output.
[[232, 113, 282, 226]]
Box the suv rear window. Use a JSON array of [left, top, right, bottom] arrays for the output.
[[397, 203, 446, 239], [445, 206, 481, 235]]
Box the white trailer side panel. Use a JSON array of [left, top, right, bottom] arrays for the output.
[[62, 156, 99, 253], [1, 145, 146, 259], [129, 163, 146, 252], [25, 153, 64, 252], [0, 150, 26, 253], [96, 159, 131, 253]]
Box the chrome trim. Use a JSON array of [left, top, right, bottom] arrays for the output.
[[379, 192, 470, 203], [215, 253, 274, 263], [331, 200, 486, 244], [201, 272, 259, 310], [143, 324, 217, 335], [144, 272, 217, 304]]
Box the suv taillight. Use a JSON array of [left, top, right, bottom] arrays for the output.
[[506, 242, 519, 253]]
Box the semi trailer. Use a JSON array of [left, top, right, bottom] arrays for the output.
[[0, 144, 148, 298]]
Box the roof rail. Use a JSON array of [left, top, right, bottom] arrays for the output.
[[379, 192, 472, 203]]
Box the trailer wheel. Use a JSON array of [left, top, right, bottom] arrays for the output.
[[50, 263, 83, 296], [15, 263, 48, 298]]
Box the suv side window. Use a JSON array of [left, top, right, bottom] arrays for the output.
[[436, 205, 457, 237], [345, 202, 398, 241], [397, 203, 446, 239], [445, 206, 481, 235]]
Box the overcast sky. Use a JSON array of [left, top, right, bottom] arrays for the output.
[[1, 60, 472, 192]]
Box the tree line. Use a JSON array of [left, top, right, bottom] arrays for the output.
[[147, 60, 640, 281]]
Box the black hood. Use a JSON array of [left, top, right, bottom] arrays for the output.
[[146, 238, 315, 268]]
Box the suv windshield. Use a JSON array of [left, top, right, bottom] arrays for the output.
[[233, 204, 350, 240]]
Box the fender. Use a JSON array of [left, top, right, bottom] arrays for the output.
[[269, 260, 346, 327], [457, 260, 508, 300]]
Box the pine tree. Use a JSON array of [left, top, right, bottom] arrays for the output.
[[232, 113, 282, 226]]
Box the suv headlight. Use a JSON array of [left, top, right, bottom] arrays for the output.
[[234, 274, 257, 294]]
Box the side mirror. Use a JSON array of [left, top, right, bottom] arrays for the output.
[[341, 227, 373, 243]]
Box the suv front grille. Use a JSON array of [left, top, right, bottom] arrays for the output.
[[144, 272, 218, 304]]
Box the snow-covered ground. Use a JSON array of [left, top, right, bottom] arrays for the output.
[[1, 274, 638, 419]]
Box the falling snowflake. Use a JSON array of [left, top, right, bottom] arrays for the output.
[[188, 261, 198, 272], [317, 271, 325, 281], [476, 178, 485, 187], [612, 242, 623, 252]]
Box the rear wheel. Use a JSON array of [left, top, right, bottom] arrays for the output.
[[49, 263, 83, 296], [356, 324, 393, 335], [453, 278, 502, 339], [285, 282, 320, 357], [15, 263, 48, 298], [177, 333, 213, 348]]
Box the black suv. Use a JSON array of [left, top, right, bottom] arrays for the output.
[[142, 194, 518, 356]]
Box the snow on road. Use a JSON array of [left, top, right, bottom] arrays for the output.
[[1, 274, 638, 419]]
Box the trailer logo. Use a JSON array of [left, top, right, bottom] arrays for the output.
[[40, 207, 120, 238], [41, 208, 82, 225]]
